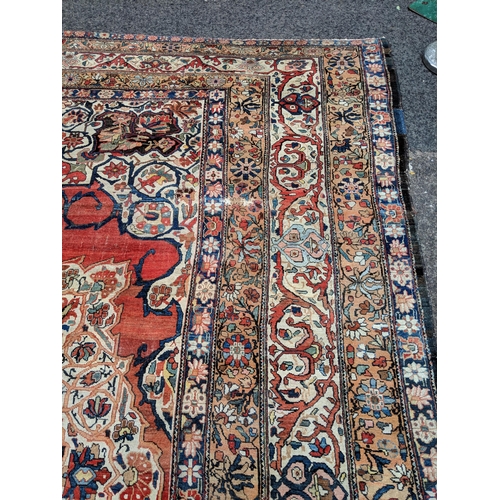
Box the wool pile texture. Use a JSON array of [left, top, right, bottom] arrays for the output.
[[62, 32, 437, 500]]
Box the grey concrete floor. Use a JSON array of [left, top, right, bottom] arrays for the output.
[[62, 0, 437, 340]]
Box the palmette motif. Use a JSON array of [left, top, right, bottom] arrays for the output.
[[62, 33, 437, 500]]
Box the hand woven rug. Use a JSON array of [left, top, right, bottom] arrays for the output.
[[62, 32, 437, 500]]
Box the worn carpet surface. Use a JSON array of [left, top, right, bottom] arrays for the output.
[[62, 32, 437, 500]]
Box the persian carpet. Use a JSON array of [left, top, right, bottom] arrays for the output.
[[62, 32, 437, 500]]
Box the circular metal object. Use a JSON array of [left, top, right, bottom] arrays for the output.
[[422, 41, 437, 74]]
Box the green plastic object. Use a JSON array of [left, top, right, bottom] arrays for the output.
[[409, 0, 437, 23]]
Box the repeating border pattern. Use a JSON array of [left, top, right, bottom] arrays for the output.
[[62, 33, 437, 500]]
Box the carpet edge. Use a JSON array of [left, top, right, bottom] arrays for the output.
[[381, 37, 437, 382]]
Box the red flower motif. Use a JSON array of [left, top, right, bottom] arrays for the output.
[[204, 216, 222, 237], [243, 288, 260, 303], [90, 270, 118, 298], [360, 233, 376, 245], [62, 132, 84, 149], [247, 261, 260, 273], [384, 204, 404, 223], [120, 452, 153, 500], [220, 305, 239, 321], [228, 433, 241, 454], [149, 284, 172, 307], [70, 341, 96, 363], [168, 347, 179, 370], [373, 356, 387, 367], [239, 317, 252, 327], [309, 437, 331, 457], [103, 161, 127, 178], [361, 432, 375, 444], [87, 302, 114, 327], [222, 334, 252, 367], [83, 395, 112, 420]]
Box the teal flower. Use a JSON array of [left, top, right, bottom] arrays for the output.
[[355, 378, 395, 418]]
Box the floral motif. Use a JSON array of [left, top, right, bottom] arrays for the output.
[[179, 489, 202, 500], [406, 386, 433, 410], [103, 161, 128, 178], [213, 403, 237, 428], [339, 177, 364, 200], [403, 361, 429, 383], [188, 336, 210, 357], [182, 424, 203, 457], [112, 419, 139, 442], [355, 378, 396, 418], [397, 314, 420, 334], [389, 260, 413, 286], [395, 291, 416, 313], [149, 284, 172, 307], [195, 280, 216, 303], [179, 459, 203, 487], [222, 334, 252, 367], [188, 358, 209, 384], [120, 453, 153, 500], [221, 282, 243, 301], [83, 395, 112, 423], [308, 436, 331, 457], [182, 388, 206, 418], [90, 269, 118, 298], [412, 414, 437, 444], [345, 317, 369, 339], [390, 463, 412, 490], [191, 309, 211, 335], [201, 254, 218, 276], [70, 340, 96, 363], [87, 302, 114, 327], [62, 444, 111, 499], [202, 236, 220, 253]]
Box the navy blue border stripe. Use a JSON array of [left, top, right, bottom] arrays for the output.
[[381, 38, 437, 379]]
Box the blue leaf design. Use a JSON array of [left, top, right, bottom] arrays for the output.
[[373, 484, 395, 500]]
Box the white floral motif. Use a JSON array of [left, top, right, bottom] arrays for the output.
[[403, 362, 429, 383]]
